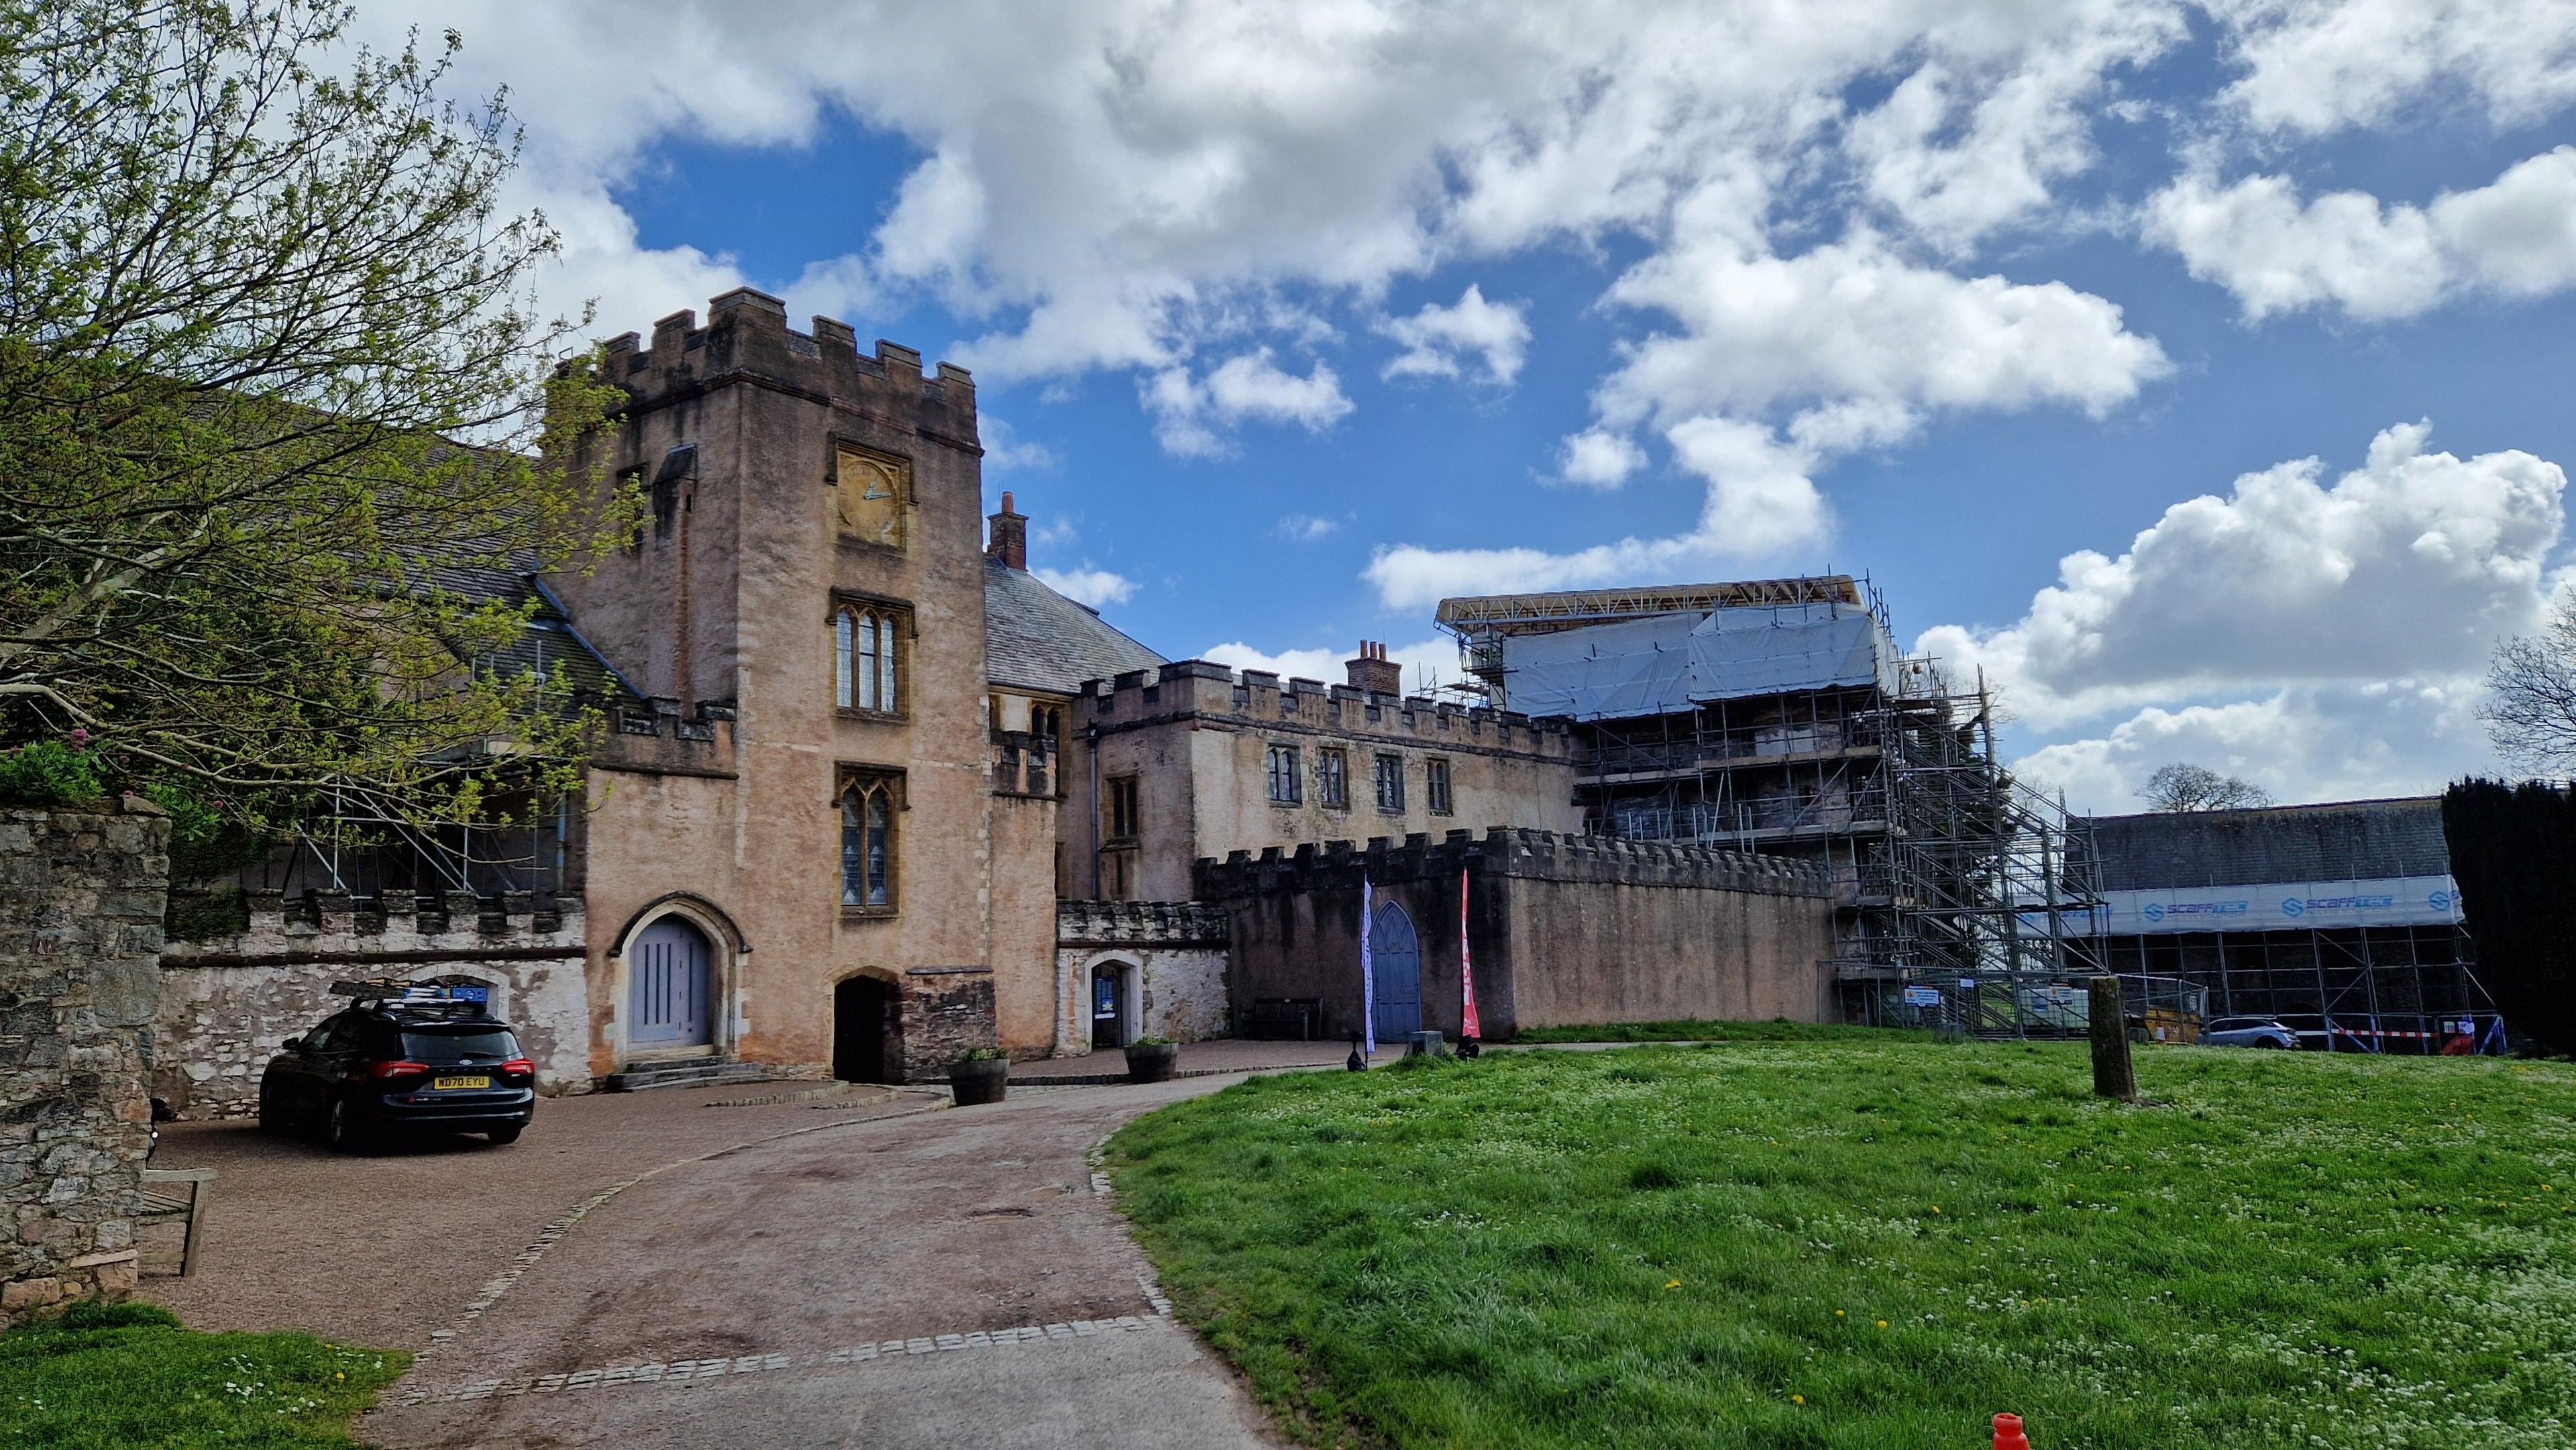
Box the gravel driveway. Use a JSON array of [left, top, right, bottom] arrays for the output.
[[144, 1071, 1298, 1449]]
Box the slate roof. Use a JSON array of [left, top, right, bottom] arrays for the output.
[[984, 559, 1165, 696], [417, 558, 638, 706], [2088, 797, 2453, 890]]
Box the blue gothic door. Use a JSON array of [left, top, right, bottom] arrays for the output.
[[1371, 902, 1422, 1039], [629, 918, 711, 1049]]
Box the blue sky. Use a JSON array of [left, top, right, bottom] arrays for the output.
[[362, 1, 2576, 810]]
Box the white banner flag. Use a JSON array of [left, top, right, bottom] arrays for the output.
[[1360, 878, 1377, 1057]]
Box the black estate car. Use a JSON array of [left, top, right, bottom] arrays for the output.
[[258, 984, 535, 1150]]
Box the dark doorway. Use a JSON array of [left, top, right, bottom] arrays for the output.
[[833, 976, 896, 1082], [1091, 962, 1129, 1049]]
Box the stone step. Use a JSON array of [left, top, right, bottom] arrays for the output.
[[600, 1059, 771, 1093]]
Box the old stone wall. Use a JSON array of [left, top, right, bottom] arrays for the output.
[[2, 800, 170, 1324], [888, 969, 998, 1082], [1195, 827, 1833, 1041], [154, 894, 590, 1119], [1054, 902, 1230, 1051]]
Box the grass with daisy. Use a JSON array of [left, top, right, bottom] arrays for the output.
[[1107, 1033, 2576, 1448]]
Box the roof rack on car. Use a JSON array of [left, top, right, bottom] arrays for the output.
[[328, 974, 498, 1018]]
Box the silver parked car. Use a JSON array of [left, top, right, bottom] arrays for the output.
[[2200, 1015, 2298, 1049]]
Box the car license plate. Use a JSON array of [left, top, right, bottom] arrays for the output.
[[434, 1075, 491, 1090]]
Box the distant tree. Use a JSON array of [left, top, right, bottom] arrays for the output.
[[2137, 763, 2274, 813], [2481, 589, 2576, 773], [0, 1, 631, 840]]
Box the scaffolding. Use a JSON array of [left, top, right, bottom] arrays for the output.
[[2096, 923, 2502, 1053], [1440, 575, 2108, 1032]]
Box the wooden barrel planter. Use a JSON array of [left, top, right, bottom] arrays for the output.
[[951, 1054, 1009, 1105], [1124, 1040, 1178, 1084]]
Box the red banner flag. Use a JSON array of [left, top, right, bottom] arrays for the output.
[[1459, 868, 1481, 1040]]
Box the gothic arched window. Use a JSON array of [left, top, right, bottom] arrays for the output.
[[829, 599, 910, 717], [839, 772, 902, 913]]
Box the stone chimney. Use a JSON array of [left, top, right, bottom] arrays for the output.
[[986, 491, 1027, 570], [1345, 640, 1402, 696]]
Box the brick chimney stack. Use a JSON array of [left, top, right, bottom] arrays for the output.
[[985, 490, 1027, 570], [1345, 640, 1403, 696]]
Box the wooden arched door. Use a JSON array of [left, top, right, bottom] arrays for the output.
[[1371, 902, 1422, 1039], [629, 917, 712, 1049]]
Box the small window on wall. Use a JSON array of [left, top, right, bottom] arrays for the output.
[[839, 771, 903, 914], [1319, 749, 1348, 810], [830, 600, 907, 715], [1426, 757, 1453, 815], [1265, 744, 1301, 805], [1375, 753, 1405, 813], [1105, 775, 1140, 843]]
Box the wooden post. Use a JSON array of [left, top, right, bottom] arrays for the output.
[[2089, 976, 2136, 1102]]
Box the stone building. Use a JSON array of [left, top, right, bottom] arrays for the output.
[[1066, 652, 1582, 902], [141, 290, 1855, 1106], [156, 291, 1149, 1097]]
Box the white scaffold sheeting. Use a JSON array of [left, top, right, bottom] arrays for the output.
[[1501, 602, 1897, 720], [2061, 876, 2465, 935]]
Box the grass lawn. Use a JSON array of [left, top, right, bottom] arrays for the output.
[[1507, 1020, 1926, 1045], [1109, 1035, 2576, 1449], [0, 1301, 406, 1449]]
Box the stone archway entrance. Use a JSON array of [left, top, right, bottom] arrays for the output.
[[629, 917, 713, 1050], [1090, 962, 1132, 1049], [1371, 902, 1422, 1039], [834, 977, 896, 1082]]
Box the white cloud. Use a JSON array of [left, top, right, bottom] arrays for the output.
[[339, 1, 2572, 546], [1847, 2, 2187, 252], [1201, 635, 1462, 693], [979, 415, 1060, 472], [1556, 429, 1645, 490], [1276, 514, 1342, 542], [1379, 284, 1532, 384], [350, 1, 2206, 458], [1143, 350, 1353, 456], [1373, 232, 2168, 603], [1910, 421, 2563, 807], [2208, 0, 2576, 137], [2147, 147, 2576, 321], [1922, 421, 2563, 727], [1034, 566, 1138, 608], [2012, 684, 2499, 813]]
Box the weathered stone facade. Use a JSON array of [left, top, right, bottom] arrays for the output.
[[543, 289, 1054, 1084], [1196, 827, 1835, 1040], [1055, 901, 1229, 1051], [2, 801, 169, 1323], [154, 893, 588, 1119], [1069, 656, 1583, 902]]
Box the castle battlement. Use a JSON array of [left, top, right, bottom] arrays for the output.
[[1077, 659, 1572, 758], [1057, 900, 1229, 945], [592, 696, 737, 778], [599, 287, 977, 437], [160, 887, 586, 964], [1191, 825, 1827, 900]]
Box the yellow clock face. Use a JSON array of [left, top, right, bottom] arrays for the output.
[[836, 447, 909, 550]]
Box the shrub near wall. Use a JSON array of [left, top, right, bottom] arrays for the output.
[[2440, 779, 2576, 1055], [0, 800, 172, 1324]]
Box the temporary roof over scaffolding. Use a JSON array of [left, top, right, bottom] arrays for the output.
[[1498, 601, 1900, 720], [1435, 576, 1863, 638]]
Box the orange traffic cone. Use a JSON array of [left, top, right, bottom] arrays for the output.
[[1993, 1413, 2029, 1450]]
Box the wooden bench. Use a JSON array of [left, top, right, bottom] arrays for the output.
[[136, 1168, 215, 1278], [1242, 997, 1321, 1041]]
